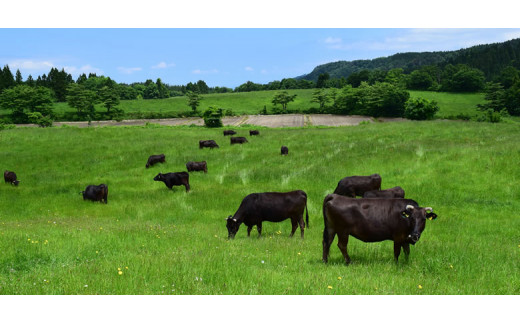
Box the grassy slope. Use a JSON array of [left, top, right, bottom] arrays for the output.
[[1, 121, 519, 295], [46, 89, 486, 120]]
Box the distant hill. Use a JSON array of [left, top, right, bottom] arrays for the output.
[[297, 38, 520, 81]]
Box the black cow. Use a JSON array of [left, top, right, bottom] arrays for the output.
[[199, 140, 219, 149], [223, 130, 237, 136], [364, 186, 405, 198], [146, 154, 166, 168], [226, 190, 309, 239], [281, 146, 289, 155], [154, 172, 190, 192], [186, 161, 207, 173], [4, 171, 19, 186], [333, 174, 382, 197], [82, 184, 108, 203], [322, 194, 437, 264], [249, 130, 260, 136], [230, 137, 248, 145]]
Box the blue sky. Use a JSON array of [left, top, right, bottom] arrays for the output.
[[2, 28, 520, 88]]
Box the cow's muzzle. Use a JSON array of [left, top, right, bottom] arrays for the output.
[[408, 233, 420, 244]]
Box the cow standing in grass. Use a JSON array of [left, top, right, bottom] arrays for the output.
[[199, 140, 219, 149], [333, 174, 382, 198], [281, 146, 288, 155], [223, 130, 236, 136], [226, 190, 309, 239], [186, 161, 207, 173], [322, 194, 437, 264], [154, 172, 190, 192], [82, 184, 108, 203], [4, 171, 20, 186], [146, 154, 166, 168], [364, 186, 405, 198], [230, 137, 248, 145]]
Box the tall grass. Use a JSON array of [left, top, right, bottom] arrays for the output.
[[1, 121, 519, 294]]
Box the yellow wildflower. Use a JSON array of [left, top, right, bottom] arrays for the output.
[[338, 277, 342, 280], [418, 285, 423, 289], [118, 271, 123, 275], [327, 286, 333, 289]]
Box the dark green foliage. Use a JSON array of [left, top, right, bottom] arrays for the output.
[[335, 82, 409, 117], [26, 111, 53, 127], [203, 106, 223, 127], [186, 91, 203, 111], [271, 91, 297, 113], [478, 80, 520, 116], [0, 85, 54, 123], [404, 97, 439, 120], [316, 73, 330, 88], [440, 64, 485, 92], [66, 83, 98, 119]]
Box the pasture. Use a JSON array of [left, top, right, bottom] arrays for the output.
[[0, 121, 519, 295], [45, 89, 487, 121]]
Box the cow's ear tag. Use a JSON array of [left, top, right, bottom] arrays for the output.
[[401, 212, 409, 218]]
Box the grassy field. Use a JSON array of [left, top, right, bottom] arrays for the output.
[[44, 89, 487, 120], [1, 121, 519, 295]]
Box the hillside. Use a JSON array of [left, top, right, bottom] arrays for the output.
[[298, 38, 520, 81]]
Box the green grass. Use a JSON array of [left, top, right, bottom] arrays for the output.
[[42, 89, 487, 121], [1, 121, 519, 295]]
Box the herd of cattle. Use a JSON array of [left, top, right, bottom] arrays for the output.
[[3, 128, 438, 265]]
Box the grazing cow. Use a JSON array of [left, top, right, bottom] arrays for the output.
[[4, 171, 19, 186], [281, 146, 289, 155], [249, 130, 260, 136], [186, 161, 207, 173], [154, 172, 190, 192], [223, 130, 237, 136], [146, 154, 166, 168], [364, 186, 405, 198], [199, 140, 219, 149], [322, 194, 437, 264], [230, 137, 248, 145], [82, 184, 108, 203], [226, 190, 309, 239], [333, 174, 382, 198]]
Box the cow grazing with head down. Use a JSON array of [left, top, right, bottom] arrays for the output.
[[333, 174, 382, 198], [199, 140, 219, 149], [249, 130, 259, 136], [223, 130, 237, 136], [82, 184, 108, 203], [364, 186, 405, 198], [154, 172, 190, 192], [146, 154, 166, 168], [186, 161, 207, 173], [281, 146, 289, 155], [230, 137, 248, 145], [4, 171, 19, 186], [322, 194, 437, 264], [226, 190, 309, 239]]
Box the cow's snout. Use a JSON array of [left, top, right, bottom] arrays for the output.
[[409, 233, 420, 244]]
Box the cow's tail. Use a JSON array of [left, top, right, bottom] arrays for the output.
[[305, 200, 309, 229], [322, 194, 334, 241]]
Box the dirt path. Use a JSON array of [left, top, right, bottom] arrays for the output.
[[17, 114, 405, 128]]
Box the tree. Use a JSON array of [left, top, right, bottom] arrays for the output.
[[311, 89, 331, 110], [196, 80, 209, 94], [156, 78, 170, 98], [0, 65, 15, 92], [47, 67, 73, 102], [271, 91, 297, 112], [66, 83, 98, 119], [404, 97, 439, 120], [15, 69, 23, 84], [407, 69, 434, 90], [99, 86, 121, 114], [0, 85, 54, 123], [186, 91, 202, 112], [441, 64, 485, 92], [316, 73, 330, 88]]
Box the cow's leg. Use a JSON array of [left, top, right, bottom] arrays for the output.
[[298, 216, 305, 239], [322, 229, 336, 263], [184, 182, 190, 192], [402, 243, 410, 261], [247, 226, 253, 237], [393, 241, 402, 263], [257, 223, 262, 237], [337, 233, 351, 265], [289, 219, 298, 237]]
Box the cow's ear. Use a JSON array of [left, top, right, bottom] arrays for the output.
[[427, 212, 438, 220], [402, 205, 414, 218]]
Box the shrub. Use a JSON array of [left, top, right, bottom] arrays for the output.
[[404, 97, 439, 120], [203, 107, 223, 128], [26, 112, 53, 127], [476, 108, 509, 123]]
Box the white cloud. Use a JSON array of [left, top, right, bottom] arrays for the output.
[[64, 64, 104, 75], [325, 37, 342, 44], [192, 68, 218, 74], [245, 66, 254, 72], [8, 59, 54, 71], [152, 61, 175, 69], [117, 66, 142, 74]]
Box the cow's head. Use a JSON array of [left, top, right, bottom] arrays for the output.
[[153, 173, 163, 181], [226, 216, 240, 239], [13, 180, 20, 186], [402, 205, 437, 244]]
